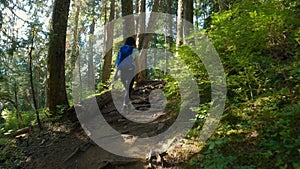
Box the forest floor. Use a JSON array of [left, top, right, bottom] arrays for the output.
[[14, 81, 201, 169]]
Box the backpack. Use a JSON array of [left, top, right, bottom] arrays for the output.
[[116, 45, 134, 69]]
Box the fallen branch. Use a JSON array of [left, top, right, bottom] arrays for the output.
[[10, 127, 30, 137]]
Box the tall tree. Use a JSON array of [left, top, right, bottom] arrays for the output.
[[137, 0, 146, 48], [176, 0, 183, 48], [121, 0, 134, 36], [165, 0, 174, 73], [87, 0, 97, 90], [102, 0, 115, 84], [136, 0, 146, 84], [88, 19, 96, 88], [183, 0, 193, 43], [70, 0, 81, 79], [167, 0, 174, 46], [184, 0, 193, 24], [136, 0, 161, 84], [13, 82, 23, 128], [47, 0, 71, 113]]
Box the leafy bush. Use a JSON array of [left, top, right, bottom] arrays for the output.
[[0, 137, 25, 168], [0, 109, 42, 133], [0, 109, 19, 132], [185, 0, 300, 168]]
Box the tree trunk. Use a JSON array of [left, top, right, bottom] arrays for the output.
[[121, 0, 134, 36], [137, 0, 160, 84], [102, 0, 115, 84], [135, 0, 140, 15], [29, 31, 42, 130], [218, 0, 224, 13], [88, 19, 95, 89], [153, 35, 158, 67], [136, 0, 146, 84], [166, 0, 173, 73], [137, 0, 145, 48], [77, 51, 83, 100], [184, 0, 193, 24], [167, 0, 173, 46], [176, 0, 183, 48], [14, 82, 23, 128], [71, 0, 81, 80], [183, 0, 193, 43], [47, 0, 71, 114]]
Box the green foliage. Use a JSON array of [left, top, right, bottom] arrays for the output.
[[0, 109, 19, 132], [184, 0, 300, 168], [0, 137, 25, 168], [209, 0, 298, 59], [189, 150, 237, 169], [0, 108, 50, 133], [97, 82, 111, 94]]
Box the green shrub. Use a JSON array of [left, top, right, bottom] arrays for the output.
[[0, 137, 25, 168]]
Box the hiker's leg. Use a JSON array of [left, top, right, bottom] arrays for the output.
[[120, 70, 128, 105], [128, 79, 134, 99], [124, 79, 130, 105], [128, 69, 135, 99], [121, 70, 131, 105]]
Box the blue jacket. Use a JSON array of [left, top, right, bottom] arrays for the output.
[[116, 45, 134, 68]]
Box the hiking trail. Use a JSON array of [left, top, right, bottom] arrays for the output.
[[17, 81, 200, 169]]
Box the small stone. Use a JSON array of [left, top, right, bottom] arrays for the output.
[[40, 139, 46, 145], [140, 133, 149, 138], [157, 123, 165, 131], [25, 156, 32, 163], [117, 119, 126, 122], [156, 154, 162, 163]]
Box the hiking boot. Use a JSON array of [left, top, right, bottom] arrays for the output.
[[121, 104, 128, 113]]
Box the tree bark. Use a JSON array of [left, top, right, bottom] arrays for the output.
[[184, 0, 193, 24], [14, 82, 23, 128], [136, 0, 146, 84], [47, 0, 71, 114], [183, 0, 193, 43], [166, 0, 173, 73], [88, 19, 95, 89], [121, 0, 134, 37], [71, 0, 81, 79], [137, 0, 160, 84], [137, 0, 145, 49], [167, 0, 173, 45], [102, 0, 115, 84], [176, 0, 183, 48]]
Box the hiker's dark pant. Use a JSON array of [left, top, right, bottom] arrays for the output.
[[120, 67, 135, 105]]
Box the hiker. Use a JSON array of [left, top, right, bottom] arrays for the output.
[[114, 37, 139, 111]]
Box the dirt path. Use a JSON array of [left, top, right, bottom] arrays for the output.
[[19, 81, 200, 169]]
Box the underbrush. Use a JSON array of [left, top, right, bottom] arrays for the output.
[[183, 0, 300, 167], [184, 48, 300, 168], [0, 137, 25, 168]]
